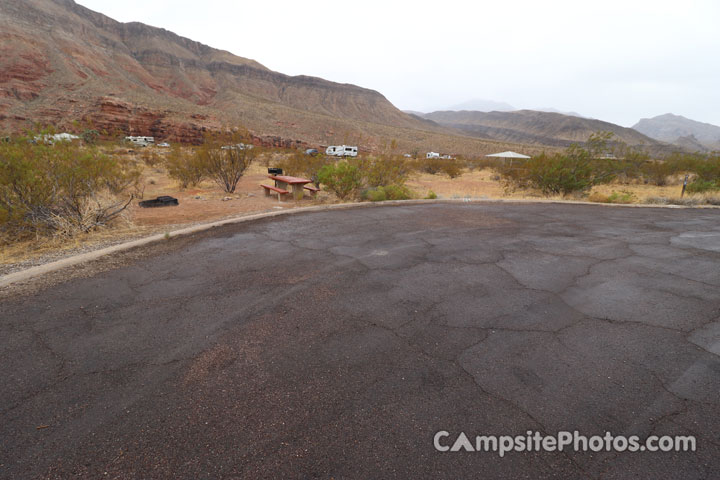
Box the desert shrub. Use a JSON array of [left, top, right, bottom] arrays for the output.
[[686, 155, 720, 191], [440, 161, 463, 179], [501, 152, 612, 196], [604, 190, 637, 204], [668, 196, 702, 206], [382, 184, 413, 200], [426, 190, 438, 199], [0, 133, 138, 239], [362, 187, 387, 202], [317, 161, 363, 200], [587, 192, 610, 203], [196, 130, 257, 193], [361, 155, 410, 188], [141, 150, 162, 168], [164, 145, 205, 188], [414, 157, 464, 178], [611, 148, 650, 183], [641, 160, 676, 186], [81, 129, 100, 145], [686, 179, 719, 193], [361, 185, 413, 202], [500, 135, 617, 196], [414, 156, 443, 175]]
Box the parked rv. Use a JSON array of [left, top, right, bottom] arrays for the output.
[[326, 145, 358, 157], [34, 133, 80, 144], [125, 136, 155, 147], [221, 143, 253, 150], [426, 152, 440, 159]]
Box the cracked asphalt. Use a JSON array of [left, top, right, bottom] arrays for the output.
[[1, 203, 720, 479]]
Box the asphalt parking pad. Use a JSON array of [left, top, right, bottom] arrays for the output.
[[1, 203, 719, 479]]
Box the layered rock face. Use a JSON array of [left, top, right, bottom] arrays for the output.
[[0, 0, 427, 144]]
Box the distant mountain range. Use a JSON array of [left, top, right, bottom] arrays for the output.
[[633, 114, 720, 151], [3, 0, 502, 154], [417, 110, 660, 148], [0, 0, 710, 156]]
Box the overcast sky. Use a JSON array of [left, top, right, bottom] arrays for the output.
[[77, 0, 720, 127]]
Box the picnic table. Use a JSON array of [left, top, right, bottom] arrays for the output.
[[269, 175, 312, 200]]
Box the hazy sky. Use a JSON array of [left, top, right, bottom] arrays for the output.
[[77, 0, 720, 127]]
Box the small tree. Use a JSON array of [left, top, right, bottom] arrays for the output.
[[196, 129, 257, 193]]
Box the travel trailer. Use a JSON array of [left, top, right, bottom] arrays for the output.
[[125, 136, 155, 147], [221, 143, 253, 150], [326, 145, 358, 157], [426, 151, 440, 159]]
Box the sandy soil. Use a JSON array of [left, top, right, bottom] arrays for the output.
[[132, 163, 327, 227]]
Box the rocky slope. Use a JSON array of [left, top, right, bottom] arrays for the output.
[[0, 0, 439, 145], [633, 113, 720, 151], [420, 110, 661, 148]]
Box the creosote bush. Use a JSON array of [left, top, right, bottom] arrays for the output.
[[317, 161, 363, 200], [164, 144, 205, 188], [317, 154, 414, 201], [0, 132, 139, 239], [361, 185, 413, 202]]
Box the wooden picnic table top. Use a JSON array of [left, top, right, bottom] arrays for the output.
[[269, 175, 311, 185]]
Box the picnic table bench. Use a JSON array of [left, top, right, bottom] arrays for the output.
[[303, 184, 320, 197], [260, 184, 291, 201]]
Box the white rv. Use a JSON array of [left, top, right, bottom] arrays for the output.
[[326, 145, 358, 157], [426, 151, 440, 159], [125, 136, 155, 147], [221, 143, 253, 151]]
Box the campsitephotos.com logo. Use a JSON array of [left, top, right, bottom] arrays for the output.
[[434, 430, 697, 457]]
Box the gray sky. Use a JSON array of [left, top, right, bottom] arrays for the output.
[[77, 0, 720, 127]]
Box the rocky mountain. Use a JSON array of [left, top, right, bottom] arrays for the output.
[[0, 0, 447, 147], [633, 114, 720, 151], [420, 109, 661, 148]]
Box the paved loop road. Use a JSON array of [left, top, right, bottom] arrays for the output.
[[1, 203, 720, 479]]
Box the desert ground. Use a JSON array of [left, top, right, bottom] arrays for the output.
[[2, 203, 718, 478]]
